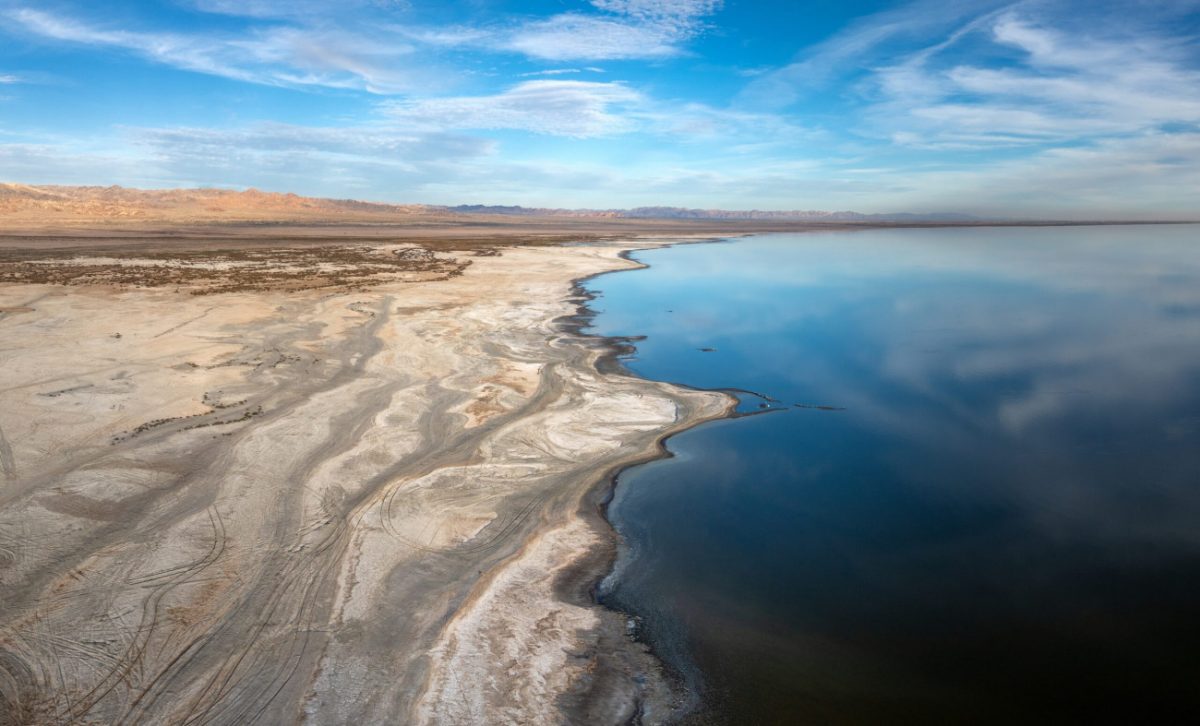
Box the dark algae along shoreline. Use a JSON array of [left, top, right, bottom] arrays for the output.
[[584, 226, 1200, 724]]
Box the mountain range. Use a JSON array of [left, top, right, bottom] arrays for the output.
[[0, 184, 981, 225]]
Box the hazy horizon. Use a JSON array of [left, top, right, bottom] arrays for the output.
[[2, 1, 1199, 219]]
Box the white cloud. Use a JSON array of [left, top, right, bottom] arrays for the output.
[[518, 68, 595, 78], [505, 0, 721, 60], [382, 80, 643, 137], [506, 15, 681, 60], [739, 0, 1007, 108], [136, 123, 492, 160], [866, 11, 1200, 149], [930, 133, 1200, 217], [730, 0, 1200, 215], [6, 8, 423, 93], [174, 0, 724, 64], [183, 0, 410, 20], [0, 120, 498, 195], [590, 0, 718, 19], [131, 122, 493, 192], [378, 78, 804, 143], [5, 0, 720, 92], [812, 132, 1200, 218], [4, 0, 1198, 216], [388, 24, 490, 48], [5, 0, 719, 90], [184, 0, 337, 18]]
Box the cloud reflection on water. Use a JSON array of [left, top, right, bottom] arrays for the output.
[[590, 227, 1200, 722]]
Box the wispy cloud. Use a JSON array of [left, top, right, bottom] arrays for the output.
[[6, 7, 424, 93], [727, 0, 1200, 215], [127, 121, 490, 193], [379, 77, 806, 143], [505, 0, 722, 60], [181, 0, 411, 20], [517, 68, 605, 78], [3, 0, 1198, 215], [382, 80, 643, 137], [136, 123, 491, 161], [740, 0, 1007, 108], [5, 0, 720, 91], [866, 10, 1200, 148], [590, 0, 721, 23], [901, 132, 1200, 217]]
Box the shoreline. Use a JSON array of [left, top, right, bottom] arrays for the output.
[[560, 237, 781, 722], [0, 233, 733, 724], [552, 238, 743, 720], [409, 236, 740, 723]]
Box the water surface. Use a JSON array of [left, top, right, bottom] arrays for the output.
[[586, 226, 1200, 724]]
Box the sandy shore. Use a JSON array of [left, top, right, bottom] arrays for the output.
[[0, 236, 730, 724]]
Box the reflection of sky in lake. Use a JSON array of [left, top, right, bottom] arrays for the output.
[[587, 226, 1200, 724]]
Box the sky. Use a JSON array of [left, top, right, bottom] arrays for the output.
[[1, 0, 1198, 217]]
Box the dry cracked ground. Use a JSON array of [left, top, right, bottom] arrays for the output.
[[0, 238, 729, 725]]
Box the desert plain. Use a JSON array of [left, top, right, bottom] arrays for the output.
[[0, 186, 759, 725]]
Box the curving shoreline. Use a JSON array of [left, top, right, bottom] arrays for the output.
[[558, 238, 748, 723], [0, 234, 732, 724], [409, 237, 738, 724]]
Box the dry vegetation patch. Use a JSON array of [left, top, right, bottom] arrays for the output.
[[0, 244, 470, 294]]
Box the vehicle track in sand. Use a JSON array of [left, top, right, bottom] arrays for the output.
[[0, 291, 395, 723], [0, 238, 730, 726]]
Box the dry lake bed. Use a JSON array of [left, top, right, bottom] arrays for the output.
[[0, 229, 729, 725]]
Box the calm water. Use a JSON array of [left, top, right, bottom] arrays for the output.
[[585, 226, 1200, 724]]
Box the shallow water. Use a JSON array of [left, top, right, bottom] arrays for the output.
[[586, 226, 1200, 724]]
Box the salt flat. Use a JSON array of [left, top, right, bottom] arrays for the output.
[[0, 231, 729, 724]]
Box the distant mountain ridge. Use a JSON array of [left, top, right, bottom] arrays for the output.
[[0, 183, 979, 224], [0, 183, 427, 221], [446, 204, 979, 222]]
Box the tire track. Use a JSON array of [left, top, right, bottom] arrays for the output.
[[153, 307, 215, 339], [48, 506, 228, 724], [97, 299, 399, 724]]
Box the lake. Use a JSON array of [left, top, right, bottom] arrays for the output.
[[585, 226, 1200, 724]]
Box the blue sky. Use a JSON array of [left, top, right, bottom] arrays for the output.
[[1, 0, 1198, 217]]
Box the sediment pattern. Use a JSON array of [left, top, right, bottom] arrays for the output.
[[0, 240, 727, 725]]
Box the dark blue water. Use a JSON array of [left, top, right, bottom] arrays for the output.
[[586, 227, 1200, 724]]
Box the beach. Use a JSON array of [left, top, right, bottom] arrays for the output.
[[0, 232, 730, 724]]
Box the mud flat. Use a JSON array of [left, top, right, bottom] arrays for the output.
[[0, 235, 730, 725]]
